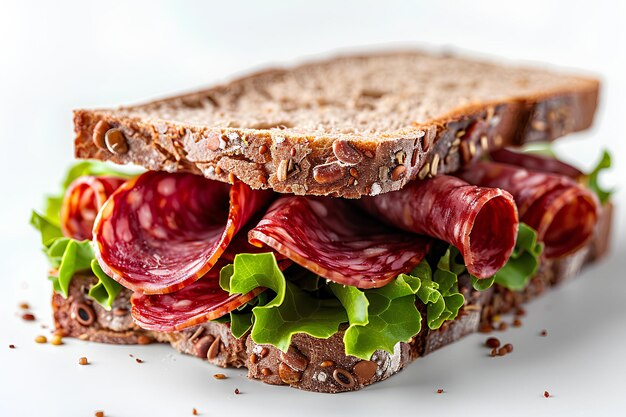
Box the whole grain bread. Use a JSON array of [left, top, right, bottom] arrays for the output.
[[52, 204, 612, 393], [74, 51, 599, 198]]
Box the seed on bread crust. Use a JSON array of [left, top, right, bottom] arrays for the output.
[[332, 369, 355, 388], [313, 162, 345, 184], [430, 154, 440, 176], [92, 120, 110, 150], [72, 302, 96, 326], [418, 162, 430, 179], [391, 165, 406, 181], [279, 347, 308, 371], [278, 363, 302, 384], [353, 360, 377, 384], [207, 336, 221, 359], [277, 159, 289, 182], [332, 140, 363, 165], [104, 128, 128, 154]]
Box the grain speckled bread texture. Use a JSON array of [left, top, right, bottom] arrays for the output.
[[74, 51, 599, 198], [52, 204, 612, 393]]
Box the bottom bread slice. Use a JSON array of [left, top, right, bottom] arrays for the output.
[[51, 203, 613, 393]]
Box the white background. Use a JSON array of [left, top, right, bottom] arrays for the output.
[[1, 1, 625, 416]]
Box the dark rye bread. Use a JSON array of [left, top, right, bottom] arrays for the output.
[[73, 51, 599, 198], [51, 203, 613, 393]]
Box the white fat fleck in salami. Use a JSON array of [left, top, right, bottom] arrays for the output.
[[92, 172, 273, 294], [60, 176, 126, 241], [358, 175, 519, 279], [457, 161, 599, 259], [249, 196, 431, 289]]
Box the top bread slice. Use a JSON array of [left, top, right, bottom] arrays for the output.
[[74, 51, 599, 198]]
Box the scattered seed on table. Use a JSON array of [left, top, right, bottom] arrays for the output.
[[50, 335, 63, 346], [22, 313, 36, 321], [485, 337, 501, 348]]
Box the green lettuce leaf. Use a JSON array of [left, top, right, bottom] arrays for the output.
[[585, 150, 613, 204], [30, 211, 63, 246], [222, 251, 472, 358], [229, 312, 254, 339], [333, 275, 422, 359], [426, 248, 466, 329], [493, 223, 543, 290], [57, 239, 96, 297], [89, 260, 122, 310], [222, 253, 346, 352], [471, 275, 495, 291]]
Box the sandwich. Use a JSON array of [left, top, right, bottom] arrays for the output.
[[31, 51, 613, 393]]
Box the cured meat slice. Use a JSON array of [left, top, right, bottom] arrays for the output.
[[249, 196, 431, 289], [131, 236, 289, 331], [93, 172, 273, 294], [458, 161, 599, 258], [130, 260, 261, 331], [490, 149, 583, 179], [358, 176, 518, 278], [60, 176, 126, 240]]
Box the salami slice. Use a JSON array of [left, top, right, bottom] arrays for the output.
[[130, 260, 262, 331], [248, 196, 431, 289], [490, 149, 584, 179], [93, 172, 273, 294], [130, 236, 289, 331], [60, 176, 126, 241], [457, 161, 599, 258], [358, 176, 518, 278]]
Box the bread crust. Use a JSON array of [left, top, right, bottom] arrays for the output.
[[51, 203, 612, 393], [73, 52, 599, 198]]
